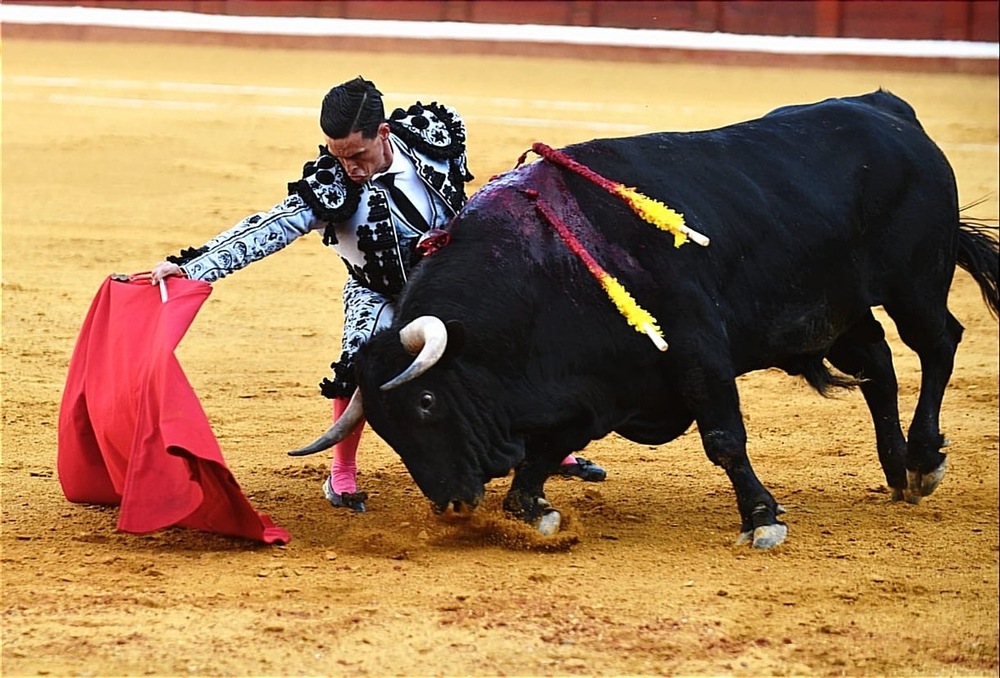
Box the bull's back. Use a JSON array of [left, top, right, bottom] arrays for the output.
[[408, 91, 961, 371], [572, 91, 951, 231], [559, 91, 960, 362]]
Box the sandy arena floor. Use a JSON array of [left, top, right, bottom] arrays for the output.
[[2, 38, 998, 677]]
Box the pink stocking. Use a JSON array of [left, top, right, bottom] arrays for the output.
[[329, 396, 365, 495], [561, 454, 577, 466]]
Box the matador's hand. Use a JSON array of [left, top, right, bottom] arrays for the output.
[[146, 261, 185, 284]]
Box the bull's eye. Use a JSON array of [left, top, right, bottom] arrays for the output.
[[419, 391, 435, 412]]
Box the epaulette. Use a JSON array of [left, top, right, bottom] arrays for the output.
[[388, 102, 467, 161], [287, 145, 362, 228]]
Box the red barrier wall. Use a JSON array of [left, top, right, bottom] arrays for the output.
[[5, 1, 997, 73], [9, 0, 999, 42]]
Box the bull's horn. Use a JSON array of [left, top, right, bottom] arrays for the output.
[[287, 389, 364, 456], [380, 315, 448, 391]]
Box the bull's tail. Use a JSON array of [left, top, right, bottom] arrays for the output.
[[956, 220, 999, 320], [803, 359, 861, 397], [783, 355, 861, 397]]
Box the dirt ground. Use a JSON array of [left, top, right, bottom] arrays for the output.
[[2, 37, 998, 677]]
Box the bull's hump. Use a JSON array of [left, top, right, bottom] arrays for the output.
[[478, 161, 549, 195], [467, 162, 560, 213]]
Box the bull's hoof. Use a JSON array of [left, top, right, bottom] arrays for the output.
[[904, 456, 948, 504], [536, 509, 562, 536], [503, 488, 551, 523], [736, 523, 788, 549]]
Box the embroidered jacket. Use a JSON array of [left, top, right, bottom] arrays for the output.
[[169, 102, 472, 298]]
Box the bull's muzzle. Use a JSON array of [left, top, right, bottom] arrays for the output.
[[431, 492, 484, 515]]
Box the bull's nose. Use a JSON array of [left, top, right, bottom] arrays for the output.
[[413, 472, 486, 514], [449, 499, 475, 515], [431, 494, 482, 515]]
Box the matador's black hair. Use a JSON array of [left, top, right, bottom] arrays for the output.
[[319, 76, 385, 140]]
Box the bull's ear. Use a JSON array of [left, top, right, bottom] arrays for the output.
[[443, 319, 467, 362]]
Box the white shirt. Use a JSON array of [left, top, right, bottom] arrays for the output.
[[372, 136, 439, 235]]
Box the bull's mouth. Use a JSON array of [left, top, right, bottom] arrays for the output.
[[431, 494, 483, 515]]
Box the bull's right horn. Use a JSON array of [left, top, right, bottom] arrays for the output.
[[287, 389, 364, 456], [380, 315, 448, 391]]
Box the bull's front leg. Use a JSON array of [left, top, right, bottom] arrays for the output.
[[702, 429, 787, 548], [688, 369, 786, 549], [503, 453, 563, 536]]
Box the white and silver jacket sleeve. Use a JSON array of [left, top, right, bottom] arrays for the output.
[[175, 194, 323, 283]]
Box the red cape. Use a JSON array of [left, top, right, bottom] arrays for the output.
[[57, 276, 290, 544]]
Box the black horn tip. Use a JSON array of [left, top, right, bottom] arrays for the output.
[[287, 445, 324, 457]]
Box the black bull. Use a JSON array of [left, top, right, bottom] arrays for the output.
[[292, 90, 999, 549]]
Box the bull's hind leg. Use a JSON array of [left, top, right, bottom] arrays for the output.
[[883, 300, 964, 503], [827, 312, 909, 498]]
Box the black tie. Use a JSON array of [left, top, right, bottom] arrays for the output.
[[377, 173, 430, 232]]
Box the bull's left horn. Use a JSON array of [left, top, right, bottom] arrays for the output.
[[287, 389, 364, 456], [380, 315, 448, 391]]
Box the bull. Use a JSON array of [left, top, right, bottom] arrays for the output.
[[291, 90, 999, 549]]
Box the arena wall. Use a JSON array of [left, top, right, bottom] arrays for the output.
[[3, 0, 997, 73], [7, 0, 998, 41]]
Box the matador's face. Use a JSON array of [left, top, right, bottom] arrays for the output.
[[325, 122, 393, 185]]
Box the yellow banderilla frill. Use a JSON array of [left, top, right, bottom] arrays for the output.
[[599, 272, 669, 351], [614, 185, 697, 248]]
